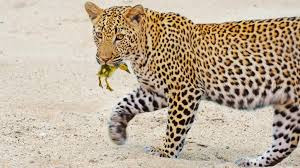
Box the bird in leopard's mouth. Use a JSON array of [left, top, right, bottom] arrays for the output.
[[97, 62, 130, 91]]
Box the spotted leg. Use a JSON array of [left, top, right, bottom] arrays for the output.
[[236, 101, 300, 167], [145, 87, 202, 158], [109, 87, 167, 145]]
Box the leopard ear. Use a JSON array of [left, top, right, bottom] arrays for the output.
[[124, 5, 145, 26], [84, 1, 104, 23]]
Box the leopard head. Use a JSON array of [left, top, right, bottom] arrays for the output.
[[84, 2, 146, 65]]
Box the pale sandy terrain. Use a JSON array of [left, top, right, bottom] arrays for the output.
[[1, 0, 300, 167]]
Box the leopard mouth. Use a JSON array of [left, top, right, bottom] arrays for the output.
[[96, 56, 119, 66]]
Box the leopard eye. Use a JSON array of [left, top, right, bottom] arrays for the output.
[[95, 32, 102, 39], [115, 34, 125, 41]]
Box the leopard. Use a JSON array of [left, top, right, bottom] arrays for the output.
[[84, 1, 300, 167]]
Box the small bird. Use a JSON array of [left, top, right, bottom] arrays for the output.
[[97, 63, 130, 91]]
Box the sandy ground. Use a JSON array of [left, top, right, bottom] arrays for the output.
[[1, 0, 300, 167]]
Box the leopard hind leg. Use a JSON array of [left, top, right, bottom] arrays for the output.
[[236, 100, 300, 167]]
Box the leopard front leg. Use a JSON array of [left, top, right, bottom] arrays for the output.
[[109, 87, 167, 145], [236, 101, 300, 167], [145, 87, 202, 158]]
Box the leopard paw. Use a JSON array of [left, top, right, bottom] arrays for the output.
[[144, 146, 168, 157], [108, 122, 127, 145], [235, 158, 253, 167]]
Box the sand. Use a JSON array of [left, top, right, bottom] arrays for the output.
[[1, 0, 300, 167]]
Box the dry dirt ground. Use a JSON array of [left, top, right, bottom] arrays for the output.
[[1, 0, 300, 167]]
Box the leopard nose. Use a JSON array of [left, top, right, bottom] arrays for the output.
[[101, 57, 111, 63]]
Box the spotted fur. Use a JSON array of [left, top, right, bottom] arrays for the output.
[[84, 2, 300, 167]]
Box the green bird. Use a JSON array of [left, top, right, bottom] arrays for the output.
[[97, 63, 130, 91]]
